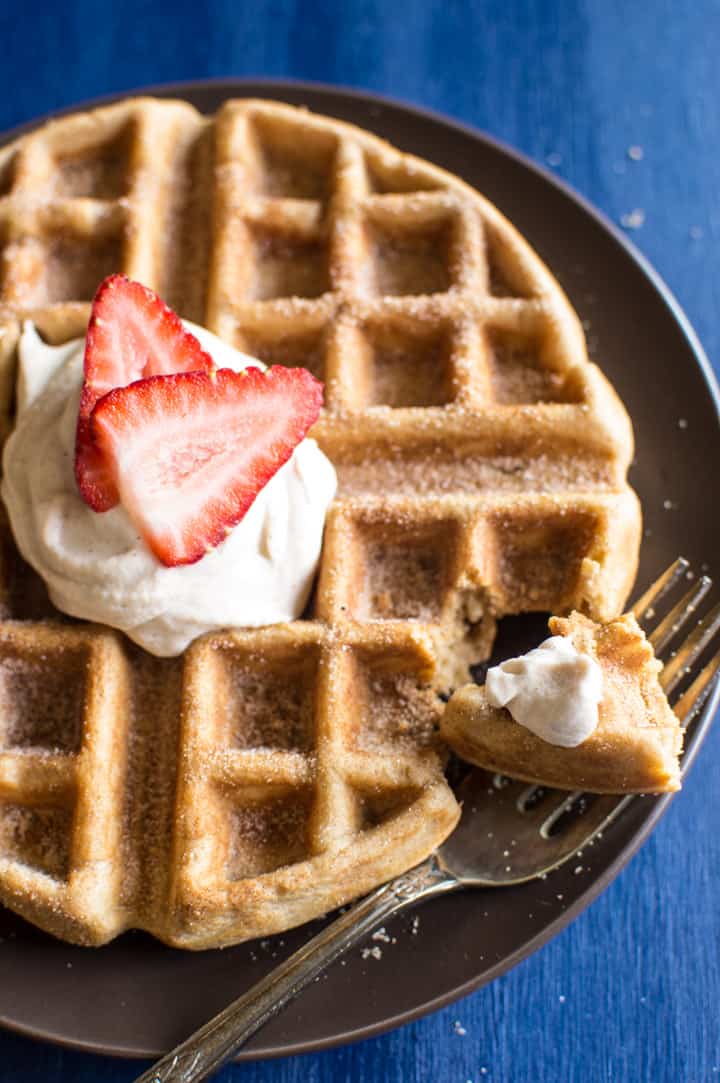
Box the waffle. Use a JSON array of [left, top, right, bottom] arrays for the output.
[[442, 611, 682, 793], [0, 97, 641, 947]]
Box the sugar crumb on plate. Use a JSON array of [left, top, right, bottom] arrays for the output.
[[620, 209, 646, 230]]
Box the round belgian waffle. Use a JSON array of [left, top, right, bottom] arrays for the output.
[[0, 98, 640, 947]]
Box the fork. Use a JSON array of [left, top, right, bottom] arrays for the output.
[[135, 558, 720, 1083]]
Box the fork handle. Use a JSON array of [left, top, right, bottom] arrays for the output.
[[133, 858, 457, 1083]]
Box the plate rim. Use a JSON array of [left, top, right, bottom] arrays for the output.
[[0, 76, 718, 1062]]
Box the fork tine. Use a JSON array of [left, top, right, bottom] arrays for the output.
[[648, 576, 712, 654], [515, 784, 548, 813], [539, 791, 585, 839], [661, 600, 720, 693], [673, 648, 720, 724], [632, 557, 690, 621]]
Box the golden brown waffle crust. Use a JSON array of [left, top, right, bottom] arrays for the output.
[[441, 611, 683, 794], [0, 97, 641, 947], [0, 96, 597, 344]]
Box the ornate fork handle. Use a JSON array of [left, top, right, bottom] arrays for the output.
[[134, 859, 458, 1083]]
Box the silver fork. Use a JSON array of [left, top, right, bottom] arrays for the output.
[[136, 558, 720, 1083]]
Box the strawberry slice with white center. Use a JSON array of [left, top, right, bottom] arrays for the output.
[[75, 274, 215, 511], [90, 366, 324, 567]]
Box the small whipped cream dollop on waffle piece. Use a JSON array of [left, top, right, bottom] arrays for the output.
[[1, 278, 337, 655], [485, 635, 603, 747], [442, 611, 683, 793]]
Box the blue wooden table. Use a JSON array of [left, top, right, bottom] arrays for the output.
[[1, 2, 719, 1080]]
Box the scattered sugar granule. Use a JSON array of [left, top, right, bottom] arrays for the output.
[[620, 209, 645, 230], [556, 893, 564, 901], [558, 995, 566, 1004], [663, 499, 676, 510], [453, 1020, 467, 1036], [372, 927, 391, 943], [689, 225, 704, 240], [410, 915, 421, 935], [546, 151, 562, 167], [627, 144, 644, 161], [361, 946, 382, 961], [678, 417, 688, 429], [574, 865, 584, 875]]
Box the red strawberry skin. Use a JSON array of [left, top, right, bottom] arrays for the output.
[[90, 366, 324, 566], [75, 386, 118, 511], [75, 274, 215, 511]]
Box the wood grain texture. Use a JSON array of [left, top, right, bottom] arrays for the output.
[[1, 0, 719, 1080]]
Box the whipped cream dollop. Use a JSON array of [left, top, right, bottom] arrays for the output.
[[486, 635, 604, 747], [1, 321, 337, 656]]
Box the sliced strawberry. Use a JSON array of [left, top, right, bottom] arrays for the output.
[[75, 274, 215, 511], [90, 366, 324, 566]]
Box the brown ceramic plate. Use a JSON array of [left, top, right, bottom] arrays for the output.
[[0, 80, 718, 1060]]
